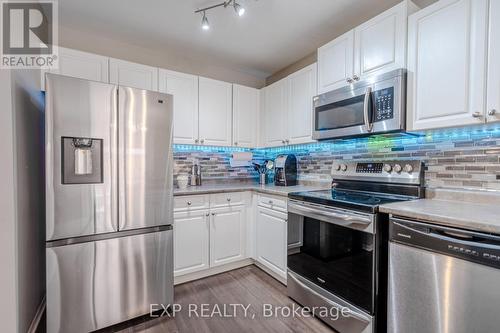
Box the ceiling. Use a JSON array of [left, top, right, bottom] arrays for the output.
[[58, 0, 433, 79]]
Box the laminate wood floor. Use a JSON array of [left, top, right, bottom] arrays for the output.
[[106, 265, 333, 333]]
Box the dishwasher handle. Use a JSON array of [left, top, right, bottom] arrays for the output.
[[390, 217, 500, 269]]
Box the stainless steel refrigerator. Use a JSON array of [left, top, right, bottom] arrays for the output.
[[45, 74, 174, 332]]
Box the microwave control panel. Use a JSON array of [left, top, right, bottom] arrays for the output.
[[374, 87, 394, 122]]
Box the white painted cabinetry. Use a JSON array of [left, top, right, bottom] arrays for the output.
[[487, 0, 500, 124], [287, 63, 317, 144], [198, 77, 233, 146], [173, 210, 210, 276], [264, 79, 288, 147], [317, 1, 414, 94], [159, 69, 199, 144], [232, 84, 259, 147], [210, 206, 246, 267], [407, 0, 489, 130], [317, 31, 354, 94], [255, 205, 287, 281], [109, 58, 158, 91], [42, 47, 109, 89]]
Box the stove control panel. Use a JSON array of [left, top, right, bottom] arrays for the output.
[[331, 160, 424, 185]]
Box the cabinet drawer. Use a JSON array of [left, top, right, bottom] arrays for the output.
[[258, 194, 287, 212], [210, 192, 245, 208], [174, 195, 209, 212]]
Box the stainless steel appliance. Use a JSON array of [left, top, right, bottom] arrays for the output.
[[388, 218, 500, 333], [312, 69, 406, 140], [45, 74, 174, 333], [287, 160, 424, 333], [274, 154, 297, 186]]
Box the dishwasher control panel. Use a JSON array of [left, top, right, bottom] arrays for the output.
[[390, 217, 500, 269]]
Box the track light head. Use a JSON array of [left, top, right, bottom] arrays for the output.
[[233, 2, 245, 16], [201, 12, 210, 30]]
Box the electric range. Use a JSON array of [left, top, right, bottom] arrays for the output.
[[286, 160, 425, 333]]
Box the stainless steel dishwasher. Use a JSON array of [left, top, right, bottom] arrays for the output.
[[388, 217, 500, 333]]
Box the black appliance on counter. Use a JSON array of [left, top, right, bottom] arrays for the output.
[[287, 160, 424, 333], [274, 154, 297, 186]]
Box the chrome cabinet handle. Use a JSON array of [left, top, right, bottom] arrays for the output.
[[205, 212, 210, 217], [472, 111, 483, 118], [226, 198, 231, 202], [187, 201, 192, 206], [195, 139, 199, 144], [281, 139, 286, 144], [488, 109, 497, 116], [211, 212, 216, 216], [234, 142, 238, 146], [285, 139, 290, 144], [268, 200, 273, 204], [353, 74, 360, 81], [346, 77, 353, 84], [200, 138, 205, 144], [363, 87, 373, 132]]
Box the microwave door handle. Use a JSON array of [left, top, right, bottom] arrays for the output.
[[363, 87, 373, 132]]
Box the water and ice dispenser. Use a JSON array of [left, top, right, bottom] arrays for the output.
[[61, 137, 103, 184]]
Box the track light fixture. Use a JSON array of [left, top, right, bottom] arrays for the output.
[[195, 0, 246, 30]]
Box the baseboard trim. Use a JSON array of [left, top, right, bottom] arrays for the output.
[[174, 258, 254, 285], [28, 295, 46, 333]]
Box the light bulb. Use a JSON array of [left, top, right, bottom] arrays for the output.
[[234, 2, 245, 16], [201, 12, 210, 30]]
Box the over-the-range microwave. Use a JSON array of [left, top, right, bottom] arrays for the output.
[[312, 69, 406, 140]]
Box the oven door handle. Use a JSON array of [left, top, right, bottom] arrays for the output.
[[288, 272, 372, 324], [288, 202, 372, 227], [363, 87, 373, 132]]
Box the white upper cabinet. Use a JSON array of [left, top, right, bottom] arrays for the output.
[[487, 0, 500, 124], [264, 79, 288, 147], [159, 70, 199, 144], [354, 1, 413, 79], [287, 63, 317, 144], [198, 77, 233, 146], [407, 0, 489, 130], [317, 30, 354, 94], [109, 58, 158, 91], [233, 84, 259, 147], [42, 47, 109, 89]]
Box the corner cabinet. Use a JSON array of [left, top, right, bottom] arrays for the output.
[[198, 77, 233, 146], [159, 70, 199, 144], [41, 47, 109, 89], [407, 0, 489, 130], [487, 0, 500, 124], [109, 58, 158, 91], [232, 84, 259, 148], [287, 63, 317, 144]]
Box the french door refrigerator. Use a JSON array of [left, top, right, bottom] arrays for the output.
[[45, 74, 174, 332]]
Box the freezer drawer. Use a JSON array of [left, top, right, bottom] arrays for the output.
[[46, 228, 173, 333]]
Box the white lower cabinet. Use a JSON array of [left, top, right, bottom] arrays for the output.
[[173, 210, 210, 276], [210, 206, 245, 267], [255, 205, 287, 280]]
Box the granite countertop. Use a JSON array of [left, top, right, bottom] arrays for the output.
[[380, 189, 500, 234], [174, 183, 330, 197]]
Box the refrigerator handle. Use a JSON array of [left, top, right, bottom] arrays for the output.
[[111, 86, 119, 231]]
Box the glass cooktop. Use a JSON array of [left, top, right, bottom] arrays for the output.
[[288, 189, 413, 213]]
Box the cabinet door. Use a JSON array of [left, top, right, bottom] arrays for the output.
[[264, 79, 288, 147], [407, 0, 488, 130], [109, 59, 158, 91], [210, 206, 245, 267], [198, 77, 233, 146], [256, 206, 287, 279], [233, 84, 259, 147], [354, 1, 407, 79], [173, 210, 209, 276], [159, 70, 199, 144], [287, 63, 317, 145], [42, 47, 109, 89], [487, 0, 500, 123], [317, 30, 354, 94]]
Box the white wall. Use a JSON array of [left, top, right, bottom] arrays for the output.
[[0, 70, 18, 333], [59, 25, 267, 89]]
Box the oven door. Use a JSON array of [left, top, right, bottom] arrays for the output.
[[287, 200, 376, 314], [312, 69, 405, 140]]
